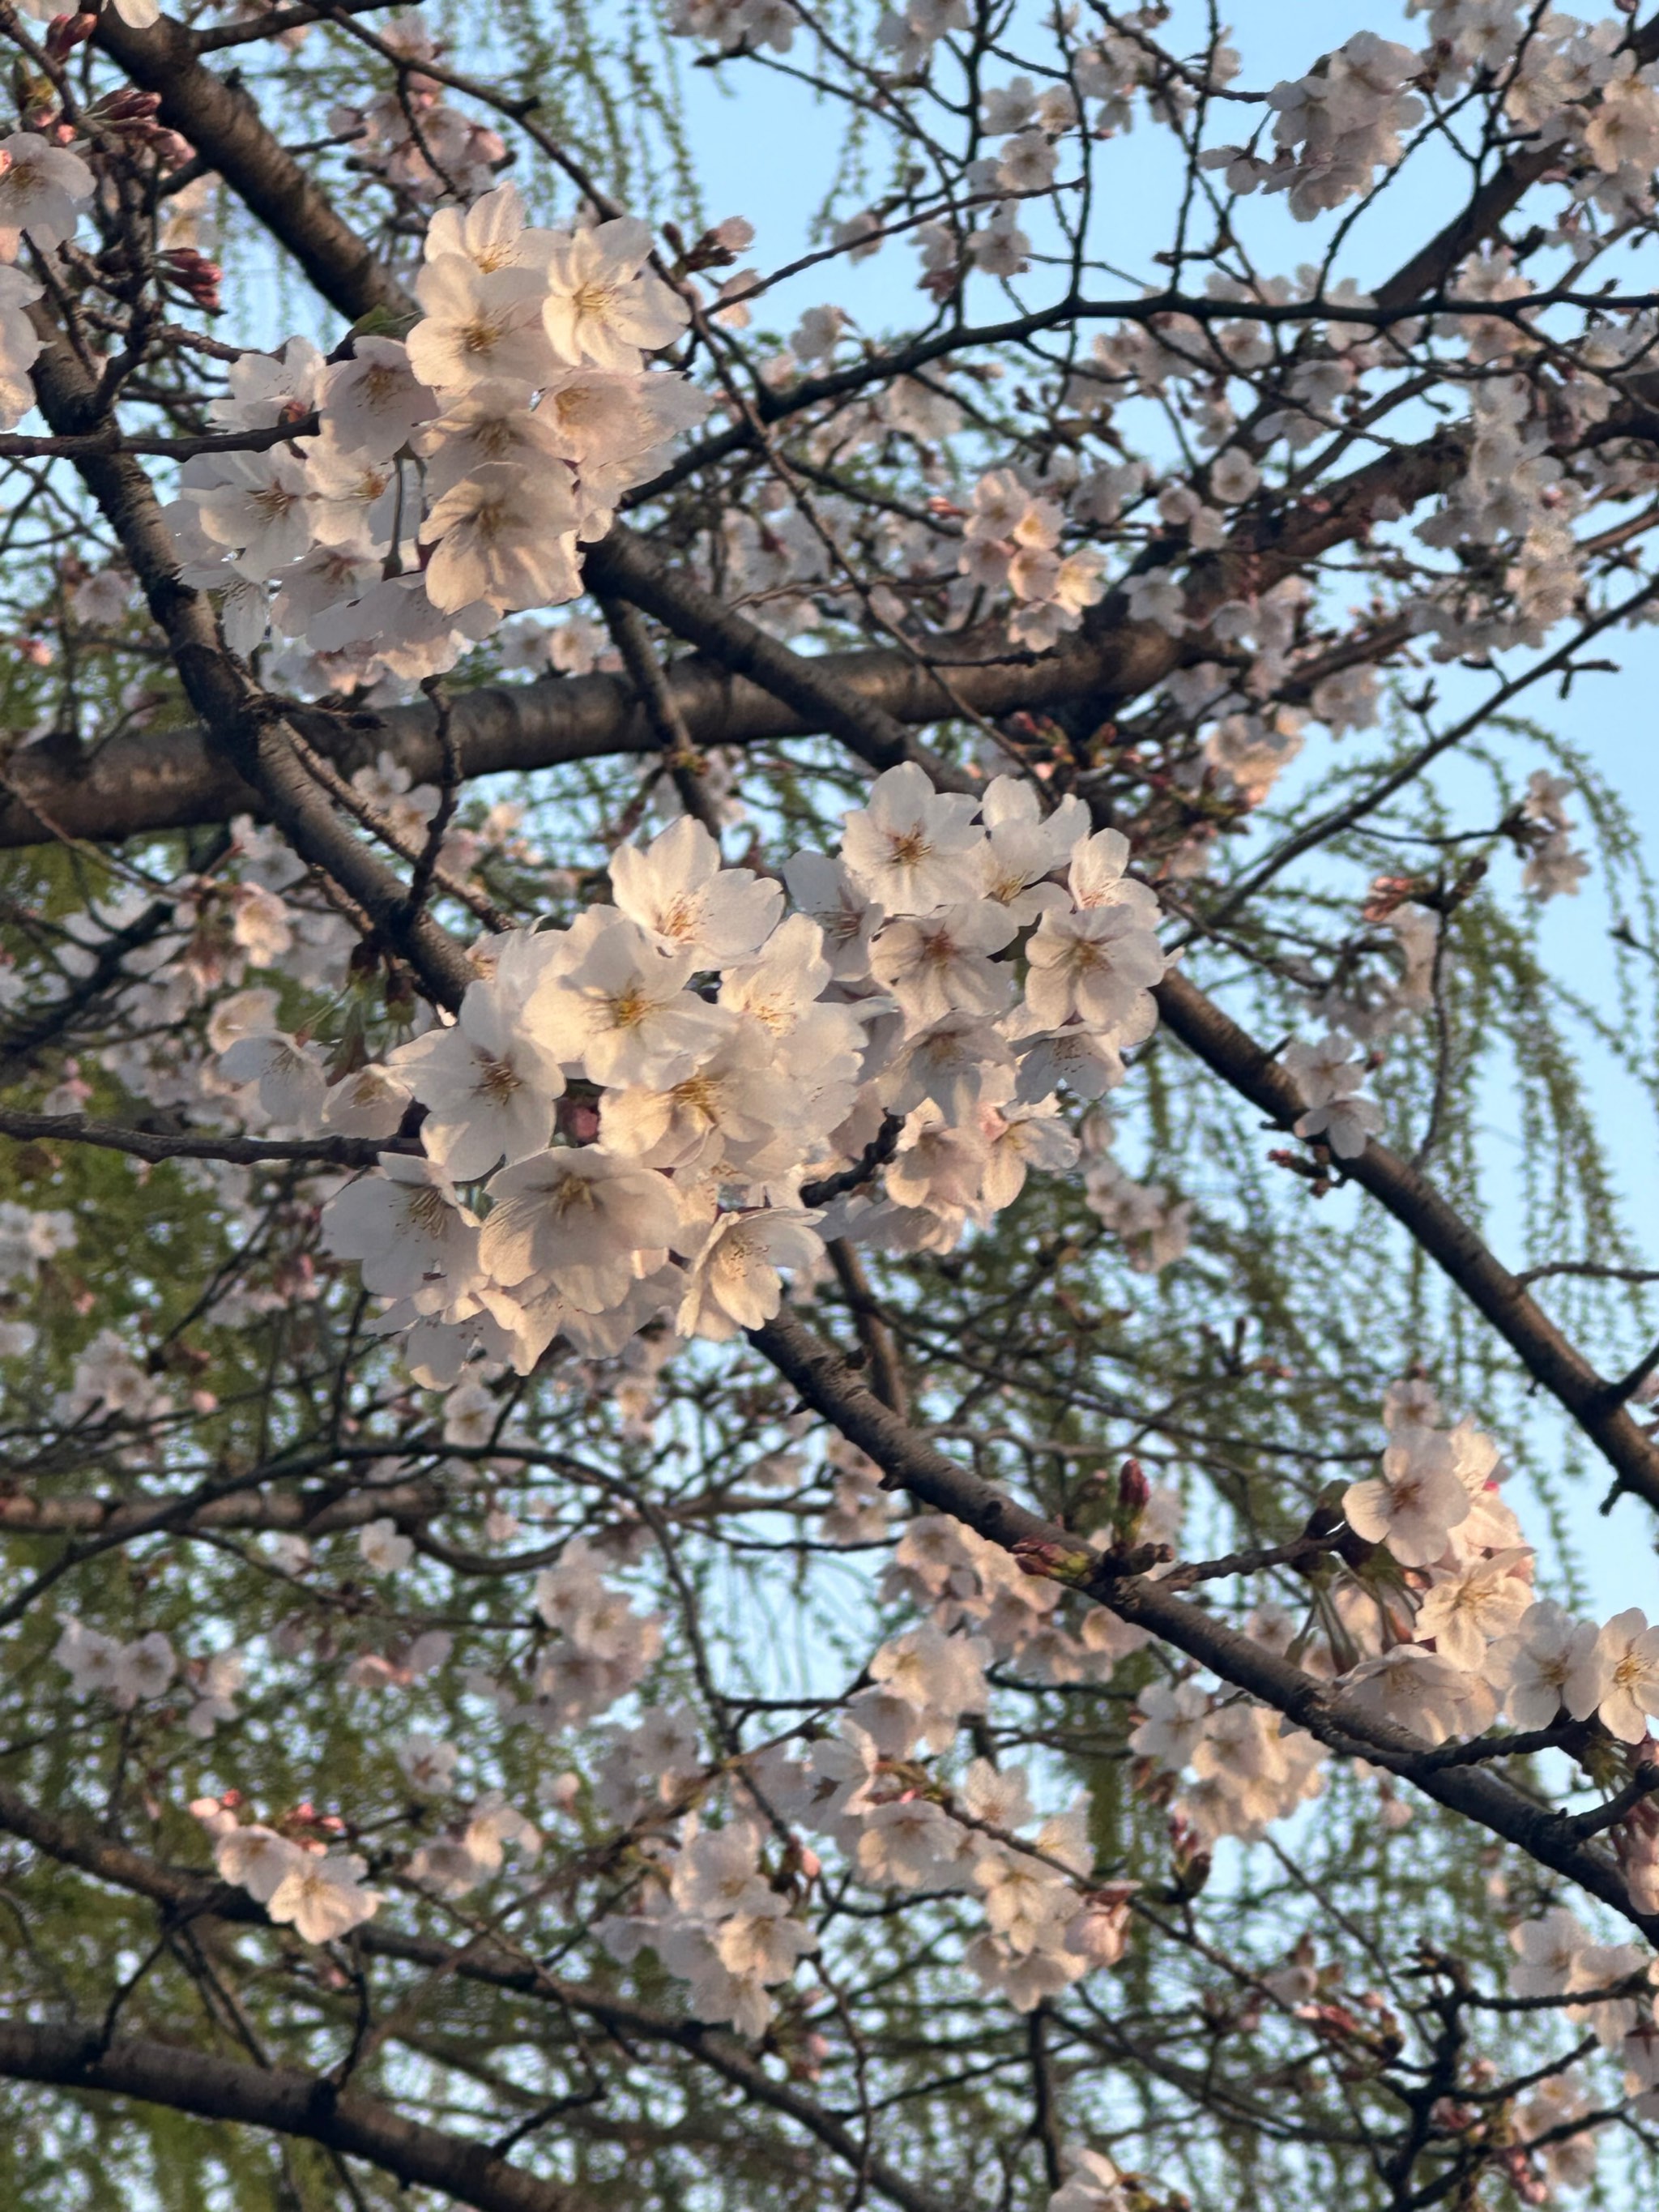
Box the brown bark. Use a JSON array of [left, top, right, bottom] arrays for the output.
[[0, 2019, 585, 2212], [750, 1305, 1659, 1941], [92, 12, 413, 321]]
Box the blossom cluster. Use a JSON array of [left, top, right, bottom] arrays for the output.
[[325, 12, 505, 199], [190, 1795, 385, 1944], [596, 1599, 1136, 2027], [1334, 1382, 1659, 1757], [1508, 1905, 1659, 2137], [1116, 1377, 1659, 1904], [288, 767, 1167, 1385], [165, 181, 702, 694], [1210, 15, 1659, 226], [159, 1524, 1135, 2036]]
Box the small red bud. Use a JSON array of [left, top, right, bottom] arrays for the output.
[[1117, 1458, 1149, 1516], [45, 12, 98, 60]]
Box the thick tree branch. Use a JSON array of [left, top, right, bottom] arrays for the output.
[[0, 1477, 443, 1540], [584, 527, 975, 792], [749, 1305, 1659, 1942], [0, 422, 1461, 851], [0, 626, 1117, 849], [0, 2018, 585, 2212], [92, 12, 412, 321]]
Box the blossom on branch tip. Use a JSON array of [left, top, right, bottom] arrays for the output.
[[0, 133, 93, 260], [541, 217, 689, 373], [676, 1207, 825, 1338]]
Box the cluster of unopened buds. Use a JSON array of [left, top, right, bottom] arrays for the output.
[[159, 246, 221, 314]]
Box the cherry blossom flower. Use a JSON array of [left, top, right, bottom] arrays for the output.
[[1343, 1428, 1473, 1566], [979, 1103, 1079, 1209], [111, 1630, 177, 1708], [650, 1924, 772, 2035], [210, 335, 326, 429], [53, 1620, 125, 1700], [1013, 1014, 1151, 1102], [390, 978, 566, 1181], [479, 1147, 681, 1312], [609, 817, 780, 963], [1413, 1547, 1533, 1670], [0, 263, 43, 429], [420, 463, 582, 614], [218, 1031, 327, 1129], [398, 1733, 459, 1791], [884, 1013, 1017, 1126], [1284, 1032, 1384, 1159], [407, 254, 558, 392], [1025, 903, 1165, 1031], [855, 1797, 959, 1890], [870, 902, 1017, 1027], [422, 180, 550, 273], [267, 1851, 384, 1943], [972, 1844, 1072, 1954], [670, 1822, 771, 1919], [525, 914, 731, 1087], [885, 1108, 987, 1215], [536, 365, 710, 517], [212, 1824, 307, 1904], [411, 378, 571, 499], [780, 852, 882, 980], [716, 912, 836, 1035], [600, 1018, 804, 1175], [300, 444, 398, 550], [1337, 1643, 1495, 1744], [321, 1155, 482, 1303], [541, 217, 689, 372], [0, 133, 94, 259], [1594, 1608, 1659, 1743], [676, 1207, 825, 1338], [359, 1518, 413, 1574], [187, 1648, 245, 1738], [186, 451, 314, 580], [58, 1622, 174, 1706], [713, 1898, 818, 1983], [322, 1063, 413, 1140], [1484, 1599, 1608, 1728], [869, 1621, 989, 1749], [318, 336, 436, 458], [839, 765, 986, 917], [1128, 1680, 1210, 1770]]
